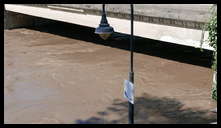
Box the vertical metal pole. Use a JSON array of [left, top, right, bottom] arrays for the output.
[[102, 4, 105, 14], [101, 4, 108, 25], [128, 4, 134, 124]]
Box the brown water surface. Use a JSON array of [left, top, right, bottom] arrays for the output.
[[4, 22, 216, 124]]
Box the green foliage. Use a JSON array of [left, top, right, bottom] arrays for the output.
[[207, 13, 217, 51], [206, 5, 217, 101]]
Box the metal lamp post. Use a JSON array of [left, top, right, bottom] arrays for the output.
[[95, 4, 135, 124], [128, 4, 134, 124]]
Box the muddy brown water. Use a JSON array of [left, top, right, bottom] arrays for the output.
[[4, 21, 216, 124]]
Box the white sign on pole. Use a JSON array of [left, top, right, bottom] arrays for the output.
[[124, 80, 134, 104]]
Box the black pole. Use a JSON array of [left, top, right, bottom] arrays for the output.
[[100, 4, 110, 28], [102, 4, 105, 13], [101, 4, 108, 25], [128, 4, 134, 124]]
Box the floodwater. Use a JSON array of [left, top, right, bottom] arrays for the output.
[[4, 21, 216, 124]]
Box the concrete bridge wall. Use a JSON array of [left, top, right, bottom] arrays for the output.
[[23, 4, 215, 29], [4, 4, 216, 50]]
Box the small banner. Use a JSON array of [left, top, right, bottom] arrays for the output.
[[124, 80, 134, 104]]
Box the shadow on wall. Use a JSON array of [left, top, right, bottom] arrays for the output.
[[74, 93, 216, 124], [26, 19, 213, 68]]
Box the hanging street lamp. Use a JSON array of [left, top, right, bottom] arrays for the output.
[[95, 4, 114, 40]]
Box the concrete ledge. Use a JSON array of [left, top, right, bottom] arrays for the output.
[[24, 4, 215, 30]]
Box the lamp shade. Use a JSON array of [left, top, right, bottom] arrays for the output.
[[95, 10, 114, 40]]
